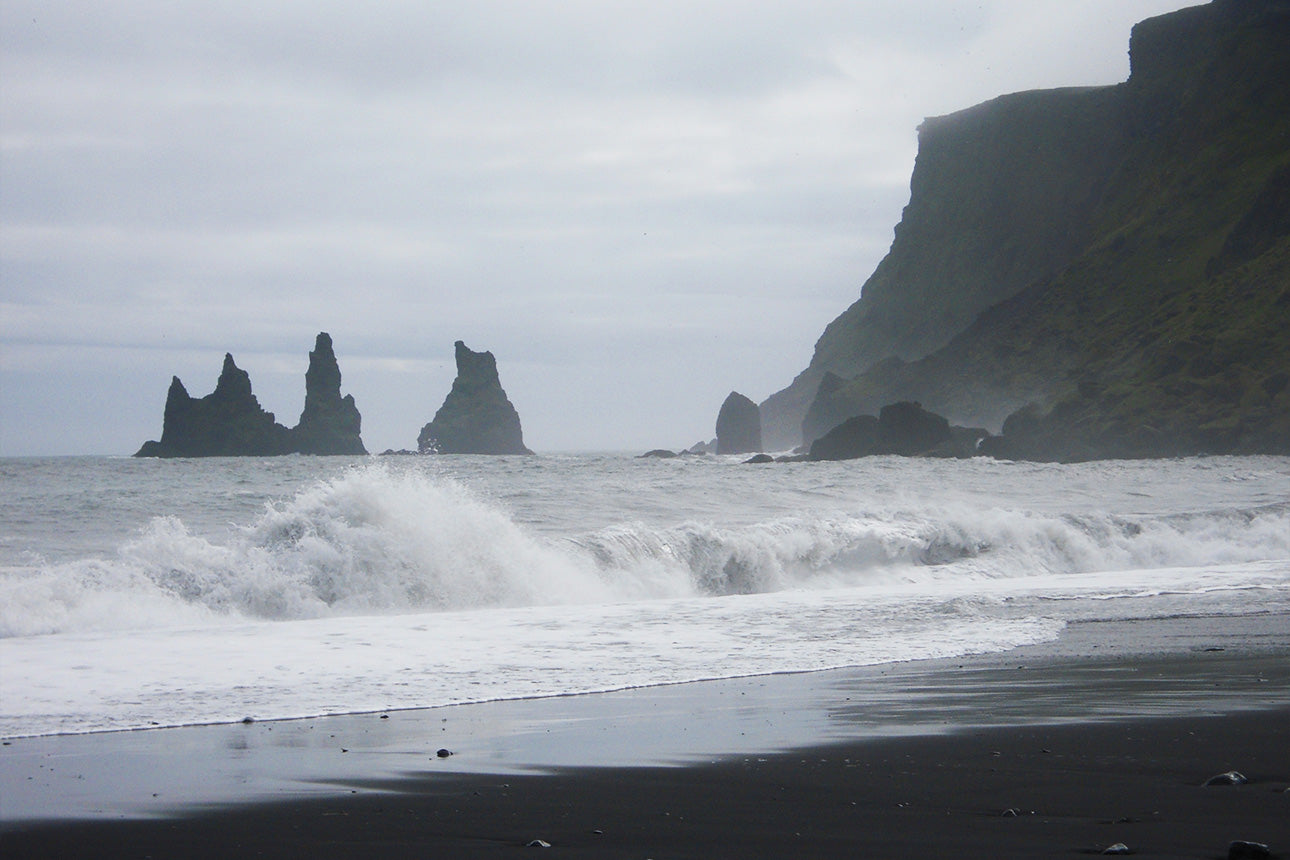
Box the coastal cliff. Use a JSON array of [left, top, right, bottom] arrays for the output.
[[760, 0, 1290, 458], [135, 333, 366, 457], [417, 341, 532, 455]]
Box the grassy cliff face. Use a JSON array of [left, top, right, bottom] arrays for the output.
[[766, 0, 1290, 456]]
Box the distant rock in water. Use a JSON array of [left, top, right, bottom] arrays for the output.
[[715, 392, 762, 455], [135, 354, 294, 457], [809, 401, 971, 461], [808, 414, 879, 461], [876, 401, 951, 456], [293, 333, 366, 455], [417, 341, 532, 455], [135, 333, 366, 458]]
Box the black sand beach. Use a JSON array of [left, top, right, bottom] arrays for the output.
[[4, 616, 1289, 859]]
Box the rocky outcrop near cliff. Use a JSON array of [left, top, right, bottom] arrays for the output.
[[135, 333, 366, 457], [715, 391, 762, 455], [762, 0, 1290, 459], [293, 332, 366, 455], [417, 341, 532, 455]]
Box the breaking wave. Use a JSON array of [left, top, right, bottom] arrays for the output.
[[2, 464, 1288, 637]]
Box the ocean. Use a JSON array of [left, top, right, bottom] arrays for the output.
[[2, 453, 1288, 739]]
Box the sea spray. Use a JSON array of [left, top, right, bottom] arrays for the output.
[[2, 462, 1289, 637], [1, 454, 1288, 736]]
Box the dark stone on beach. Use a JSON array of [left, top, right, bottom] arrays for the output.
[[743, 453, 774, 464], [1204, 770, 1248, 786], [293, 333, 366, 455], [1228, 841, 1272, 860], [241, 716, 255, 724], [436, 748, 453, 758], [639, 449, 678, 459], [716, 391, 763, 454], [418, 341, 533, 455]]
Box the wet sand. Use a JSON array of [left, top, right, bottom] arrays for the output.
[[3, 615, 1289, 858]]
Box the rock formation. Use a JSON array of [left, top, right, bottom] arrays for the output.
[[135, 354, 294, 457], [759, 0, 1290, 459], [293, 333, 366, 455], [135, 333, 366, 457], [875, 402, 951, 456], [808, 415, 879, 462], [808, 402, 980, 461], [715, 392, 762, 455], [417, 341, 532, 455]]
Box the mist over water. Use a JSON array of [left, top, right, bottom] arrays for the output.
[[1, 455, 1288, 736]]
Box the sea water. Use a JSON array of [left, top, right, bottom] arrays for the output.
[[1, 453, 1287, 738]]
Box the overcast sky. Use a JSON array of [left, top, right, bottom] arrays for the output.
[[1, 0, 1196, 455]]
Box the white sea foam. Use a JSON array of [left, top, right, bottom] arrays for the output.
[[2, 463, 1288, 637], [1, 455, 1288, 736]]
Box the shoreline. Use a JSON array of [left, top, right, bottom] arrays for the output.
[[3, 613, 1289, 857]]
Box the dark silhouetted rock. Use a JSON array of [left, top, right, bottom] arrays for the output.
[[743, 453, 774, 464], [809, 402, 961, 461], [135, 354, 294, 457], [639, 449, 678, 459], [684, 439, 717, 455], [877, 401, 951, 455], [715, 392, 762, 455], [809, 414, 879, 461], [293, 333, 366, 455], [135, 334, 367, 458], [418, 341, 532, 455], [925, 425, 990, 458]]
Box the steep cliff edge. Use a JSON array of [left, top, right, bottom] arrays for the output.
[[417, 341, 532, 455], [761, 0, 1290, 455]]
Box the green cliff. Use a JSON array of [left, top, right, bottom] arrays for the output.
[[761, 0, 1290, 458]]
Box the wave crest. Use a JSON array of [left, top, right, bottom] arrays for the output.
[[2, 464, 1287, 637]]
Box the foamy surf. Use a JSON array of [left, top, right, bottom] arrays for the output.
[[1, 455, 1287, 736]]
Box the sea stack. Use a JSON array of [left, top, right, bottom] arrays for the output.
[[134, 354, 294, 457], [134, 333, 367, 457], [417, 341, 532, 454], [293, 332, 366, 455], [715, 391, 762, 455]]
